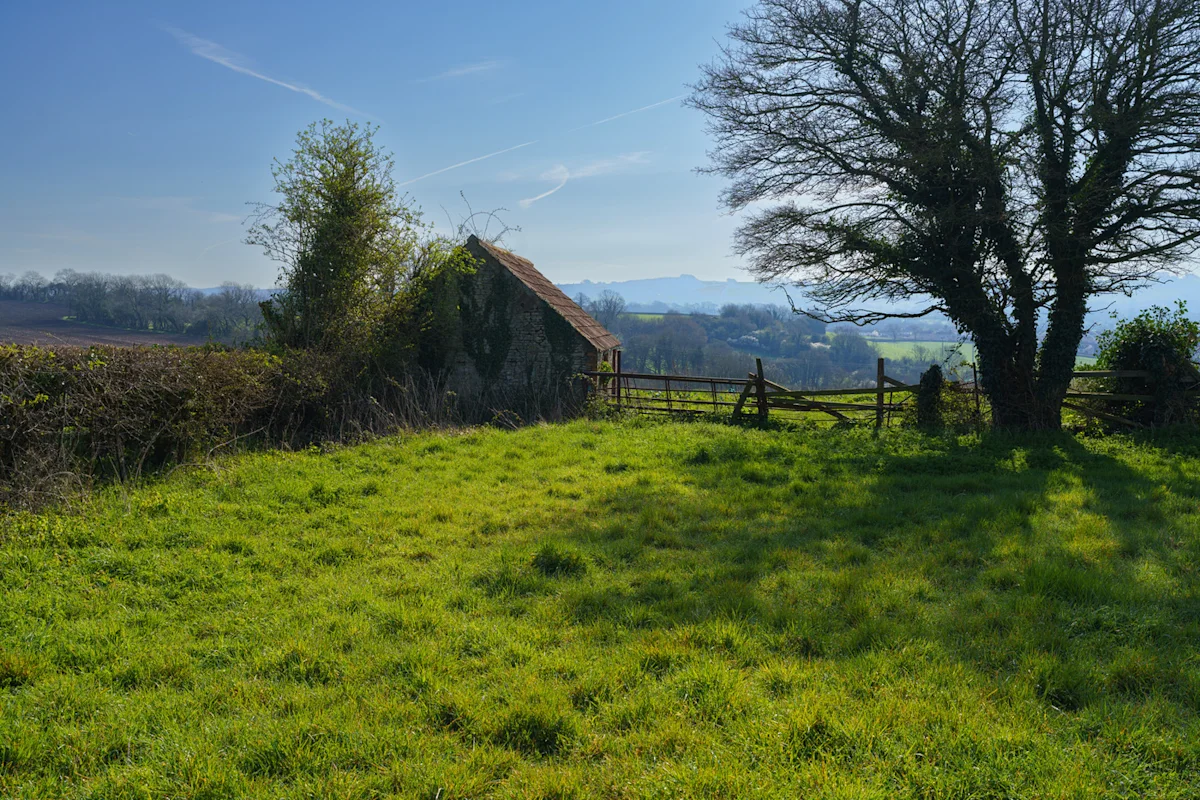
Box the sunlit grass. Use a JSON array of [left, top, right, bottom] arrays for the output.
[[2, 419, 1199, 797]]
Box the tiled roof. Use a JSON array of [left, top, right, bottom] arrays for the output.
[[467, 235, 622, 352]]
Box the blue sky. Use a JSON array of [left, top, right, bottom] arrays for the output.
[[0, 0, 754, 288]]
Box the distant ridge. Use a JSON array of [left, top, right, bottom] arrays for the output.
[[556, 272, 1200, 325], [557, 275, 791, 314]]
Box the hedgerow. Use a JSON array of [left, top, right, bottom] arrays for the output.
[[0, 343, 585, 508]]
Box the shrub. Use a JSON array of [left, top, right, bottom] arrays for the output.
[[899, 365, 980, 432], [1092, 303, 1200, 426], [916, 364, 945, 430]]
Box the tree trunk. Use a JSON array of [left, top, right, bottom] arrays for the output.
[[974, 327, 1071, 431], [1031, 261, 1090, 431]]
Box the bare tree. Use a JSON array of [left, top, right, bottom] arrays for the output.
[[589, 290, 628, 331], [16, 272, 48, 303], [692, 0, 1200, 429]]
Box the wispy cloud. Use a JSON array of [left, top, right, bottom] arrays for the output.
[[573, 152, 651, 177], [399, 141, 539, 187], [165, 26, 362, 114], [398, 92, 680, 187], [415, 60, 505, 82], [519, 152, 651, 208], [519, 165, 571, 208], [488, 91, 526, 106], [568, 95, 686, 133], [107, 195, 241, 224], [198, 238, 241, 255]]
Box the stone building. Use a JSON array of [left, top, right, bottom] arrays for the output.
[[449, 235, 620, 394]]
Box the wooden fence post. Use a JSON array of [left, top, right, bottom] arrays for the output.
[[876, 357, 885, 429], [615, 350, 622, 410], [755, 358, 769, 419], [733, 374, 755, 418]]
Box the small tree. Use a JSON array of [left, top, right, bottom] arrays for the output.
[[692, 0, 1200, 429], [247, 120, 425, 351]]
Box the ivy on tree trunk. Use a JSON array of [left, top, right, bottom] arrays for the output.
[[691, 0, 1200, 429]]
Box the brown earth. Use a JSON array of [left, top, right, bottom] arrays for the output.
[[0, 301, 202, 347]]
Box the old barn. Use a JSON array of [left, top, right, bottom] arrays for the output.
[[448, 235, 620, 394]]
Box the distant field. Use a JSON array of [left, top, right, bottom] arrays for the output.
[[3, 420, 1199, 796], [869, 338, 977, 363], [621, 312, 665, 321], [870, 338, 1098, 367], [0, 301, 199, 347]]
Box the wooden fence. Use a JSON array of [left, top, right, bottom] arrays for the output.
[[585, 359, 1192, 429], [1062, 368, 1200, 428], [585, 357, 960, 428]]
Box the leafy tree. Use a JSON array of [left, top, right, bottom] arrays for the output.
[[247, 119, 425, 351], [692, 0, 1200, 429], [1095, 302, 1200, 424]]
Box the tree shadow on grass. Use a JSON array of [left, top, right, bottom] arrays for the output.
[[552, 427, 1200, 716]]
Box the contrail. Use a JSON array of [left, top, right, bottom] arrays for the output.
[[414, 60, 505, 83], [398, 94, 683, 187], [399, 141, 538, 186], [568, 94, 687, 132], [165, 26, 363, 115]]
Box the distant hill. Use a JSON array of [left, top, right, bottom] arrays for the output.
[[558, 275, 791, 314], [557, 272, 1200, 327]]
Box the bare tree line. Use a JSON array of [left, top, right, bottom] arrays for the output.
[[0, 271, 263, 343]]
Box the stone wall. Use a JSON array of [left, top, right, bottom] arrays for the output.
[[450, 253, 594, 396]]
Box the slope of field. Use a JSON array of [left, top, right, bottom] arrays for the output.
[[2, 421, 1199, 797], [870, 338, 977, 362], [870, 338, 1099, 367], [0, 301, 199, 347]]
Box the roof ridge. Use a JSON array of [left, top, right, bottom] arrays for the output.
[[467, 236, 621, 352]]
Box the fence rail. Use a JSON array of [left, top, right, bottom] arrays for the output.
[[585, 357, 944, 427], [586, 356, 1196, 429]]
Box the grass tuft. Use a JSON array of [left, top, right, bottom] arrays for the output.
[[531, 543, 588, 578], [493, 707, 577, 757]]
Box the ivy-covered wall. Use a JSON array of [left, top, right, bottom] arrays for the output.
[[448, 245, 594, 394]]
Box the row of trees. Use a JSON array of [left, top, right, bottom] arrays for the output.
[[0, 271, 261, 343]]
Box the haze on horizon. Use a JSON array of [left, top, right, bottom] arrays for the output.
[[0, 0, 761, 289]]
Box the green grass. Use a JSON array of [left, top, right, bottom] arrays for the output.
[[869, 339, 1099, 368], [3, 420, 1200, 798], [871, 338, 978, 363]]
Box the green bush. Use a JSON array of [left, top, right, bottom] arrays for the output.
[[1093, 303, 1200, 426]]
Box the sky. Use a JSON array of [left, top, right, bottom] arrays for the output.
[[0, 0, 756, 288]]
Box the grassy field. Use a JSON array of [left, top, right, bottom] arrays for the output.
[[869, 338, 1099, 368], [3, 420, 1200, 798], [870, 339, 977, 363]]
